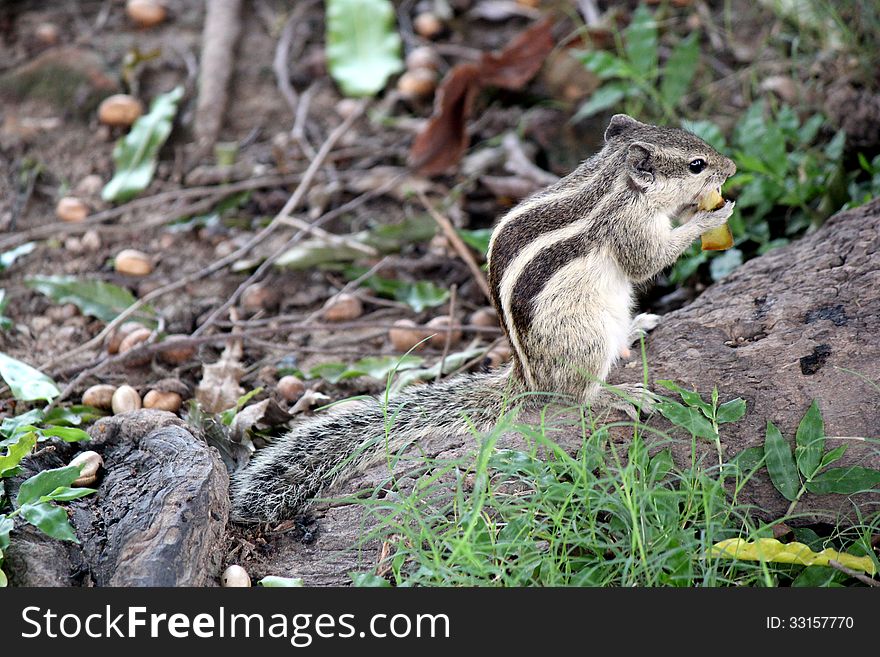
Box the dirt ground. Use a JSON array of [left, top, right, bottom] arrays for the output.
[[2, 1, 877, 586]]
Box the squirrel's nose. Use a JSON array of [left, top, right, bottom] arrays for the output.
[[725, 157, 737, 177]]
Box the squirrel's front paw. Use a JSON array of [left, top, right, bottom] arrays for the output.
[[696, 200, 735, 230]]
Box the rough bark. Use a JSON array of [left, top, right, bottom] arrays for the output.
[[240, 199, 880, 585], [7, 410, 229, 586]]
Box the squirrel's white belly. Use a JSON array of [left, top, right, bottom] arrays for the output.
[[531, 249, 634, 378]]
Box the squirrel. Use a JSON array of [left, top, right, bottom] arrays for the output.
[[230, 114, 737, 523]]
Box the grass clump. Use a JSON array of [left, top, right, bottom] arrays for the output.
[[345, 389, 880, 588]]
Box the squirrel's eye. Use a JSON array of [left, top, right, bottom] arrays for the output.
[[689, 158, 707, 174]]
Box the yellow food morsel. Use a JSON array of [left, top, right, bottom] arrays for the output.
[[697, 189, 733, 250]]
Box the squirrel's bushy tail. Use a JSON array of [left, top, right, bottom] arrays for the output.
[[230, 369, 518, 522]]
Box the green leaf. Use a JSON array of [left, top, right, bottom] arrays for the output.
[[40, 427, 91, 443], [0, 351, 59, 402], [259, 575, 304, 587], [716, 398, 747, 424], [0, 242, 36, 272], [43, 405, 106, 427], [656, 401, 716, 440], [730, 446, 765, 474], [325, 0, 403, 97], [19, 501, 78, 542], [660, 33, 699, 107], [391, 347, 486, 393], [26, 276, 154, 325], [623, 5, 658, 76], [709, 248, 743, 281], [102, 86, 184, 202], [791, 566, 843, 587], [39, 486, 97, 502], [16, 465, 81, 506], [794, 400, 824, 478], [0, 516, 13, 550], [349, 571, 392, 587], [1, 409, 43, 438], [682, 119, 727, 152], [351, 355, 423, 380], [307, 362, 351, 384], [576, 50, 633, 79], [0, 289, 11, 331], [818, 444, 847, 471], [648, 448, 674, 484], [401, 281, 449, 312], [456, 228, 493, 254], [805, 467, 880, 495], [0, 432, 37, 477], [572, 83, 627, 123], [764, 421, 800, 502]]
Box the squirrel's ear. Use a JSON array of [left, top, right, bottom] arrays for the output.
[[626, 142, 654, 190], [605, 114, 642, 142]]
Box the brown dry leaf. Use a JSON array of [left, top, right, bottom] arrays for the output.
[[195, 340, 245, 413], [409, 62, 482, 176], [479, 18, 555, 90], [409, 19, 555, 176], [230, 399, 294, 444]]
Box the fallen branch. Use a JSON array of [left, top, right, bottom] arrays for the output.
[[416, 189, 491, 301], [193, 0, 243, 158]]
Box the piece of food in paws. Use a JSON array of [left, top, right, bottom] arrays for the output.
[[698, 189, 733, 251]]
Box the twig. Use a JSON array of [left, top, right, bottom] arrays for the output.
[[42, 102, 367, 375], [277, 215, 377, 255], [416, 190, 492, 301], [50, 320, 502, 383], [828, 560, 880, 587], [436, 284, 457, 382], [0, 174, 304, 250], [191, 153, 394, 339]]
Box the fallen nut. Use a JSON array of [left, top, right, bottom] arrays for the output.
[[82, 384, 117, 410], [107, 321, 144, 354], [34, 22, 60, 45], [469, 307, 498, 328], [126, 0, 167, 28], [485, 343, 512, 369], [156, 335, 196, 365], [241, 283, 280, 312], [56, 197, 89, 223], [118, 326, 152, 354], [414, 12, 443, 39], [405, 46, 441, 72], [277, 375, 305, 402], [427, 315, 462, 348], [143, 389, 182, 413], [111, 385, 142, 414], [323, 293, 363, 321], [98, 94, 144, 127], [389, 319, 429, 352], [70, 451, 104, 487], [221, 565, 251, 587], [397, 69, 437, 99], [80, 229, 102, 251], [114, 249, 153, 276]]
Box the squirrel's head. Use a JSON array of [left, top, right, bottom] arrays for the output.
[[603, 114, 736, 213]]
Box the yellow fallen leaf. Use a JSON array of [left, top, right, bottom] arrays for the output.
[[710, 538, 877, 575]]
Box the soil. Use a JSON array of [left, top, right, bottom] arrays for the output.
[[1, 1, 878, 586]]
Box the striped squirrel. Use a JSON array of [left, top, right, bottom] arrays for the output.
[[230, 114, 736, 522]]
